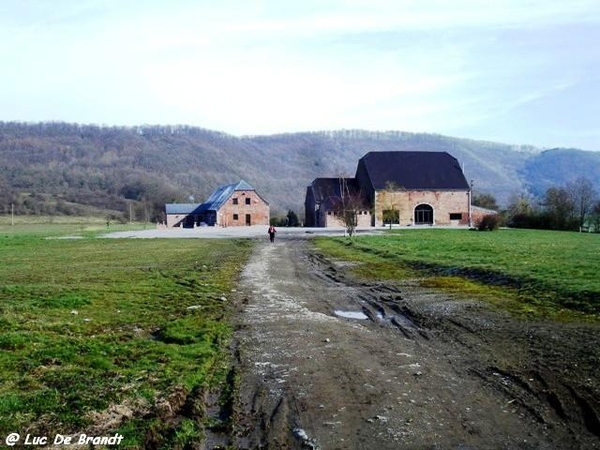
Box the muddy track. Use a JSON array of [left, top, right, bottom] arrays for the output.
[[227, 239, 600, 449]]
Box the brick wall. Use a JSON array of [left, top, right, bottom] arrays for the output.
[[471, 206, 499, 227], [374, 190, 470, 226], [218, 190, 270, 226], [322, 209, 372, 227]]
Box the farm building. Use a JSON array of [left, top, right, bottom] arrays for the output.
[[305, 151, 472, 227], [165, 180, 269, 228], [304, 178, 372, 228]]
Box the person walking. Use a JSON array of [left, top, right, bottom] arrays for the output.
[[268, 225, 276, 243]]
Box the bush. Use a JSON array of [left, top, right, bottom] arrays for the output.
[[477, 214, 500, 231], [508, 212, 580, 231]]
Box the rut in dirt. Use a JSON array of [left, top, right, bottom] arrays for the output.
[[227, 239, 600, 450]]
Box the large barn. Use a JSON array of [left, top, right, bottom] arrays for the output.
[[165, 180, 269, 228], [305, 151, 472, 227]]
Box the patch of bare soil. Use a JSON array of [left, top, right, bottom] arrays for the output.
[[227, 240, 599, 449]]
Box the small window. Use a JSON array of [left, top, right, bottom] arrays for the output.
[[232, 198, 238, 205], [450, 213, 462, 220], [245, 197, 251, 205], [233, 214, 239, 221]]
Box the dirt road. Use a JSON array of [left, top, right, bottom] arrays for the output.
[[230, 239, 600, 449]]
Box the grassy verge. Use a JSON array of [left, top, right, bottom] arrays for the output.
[[0, 227, 252, 447], [315, 229, 600, 321], [0, 218, 149, 238], [0, 215, 119, 226]]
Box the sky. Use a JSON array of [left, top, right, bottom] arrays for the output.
[[0, 0, 599, 150]]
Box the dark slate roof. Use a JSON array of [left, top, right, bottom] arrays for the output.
[[310, 178, 355, 202], [309, 178, 369, 209], [358, 151, 469, 190]]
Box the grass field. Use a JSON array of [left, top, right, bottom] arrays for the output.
[[0, 224, 252, 448], [315, 228, 600, 320], [0, 215, 151, 236]]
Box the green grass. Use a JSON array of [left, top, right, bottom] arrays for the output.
[[0, 226, 252, 447], [315, 229, 600, 320], [0, 218, 148, 238]]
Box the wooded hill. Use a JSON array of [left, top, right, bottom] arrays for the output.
[[1, 121, 599, 221]]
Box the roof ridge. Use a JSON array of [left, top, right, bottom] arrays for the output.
[[234, 179, 255, 190]]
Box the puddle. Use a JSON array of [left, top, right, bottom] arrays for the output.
[[334, 310, 369, 320]]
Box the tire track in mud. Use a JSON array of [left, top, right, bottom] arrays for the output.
[[230, 240, 600, 450]]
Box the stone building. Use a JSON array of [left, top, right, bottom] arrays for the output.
[[305, 151, 472, 227], [165, 180, 269, 228], [304, 178, 372, 228]]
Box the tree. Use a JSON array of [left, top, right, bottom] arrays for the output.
[[472, 193, 498, 210], [544, 186, 576, 230], [567, 177, 597, 230], [506, 191, 535, 228], [286, 209, 300, 227], [380, 181, 402, 229], [590, 200, 600, 233], [335, 177, 363, 237], [507, 191, 534, 215]]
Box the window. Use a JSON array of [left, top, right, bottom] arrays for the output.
[[233, 214, 239, 221], [414, 204, 434, 224], [450, 213, 462, 220], [232, 198, 238, 205], [245, 197, 251, 205]]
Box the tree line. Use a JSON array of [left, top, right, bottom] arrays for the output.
[[474, 177, 600, 232]]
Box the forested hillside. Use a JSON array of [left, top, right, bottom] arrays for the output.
[[520, 149, 600, 197], [1, 122, 598, 221]]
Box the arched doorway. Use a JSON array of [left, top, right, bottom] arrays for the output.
[[414, 204, 434, 225]]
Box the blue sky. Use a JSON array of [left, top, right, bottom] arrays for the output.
[[1, 0, 599, 150]]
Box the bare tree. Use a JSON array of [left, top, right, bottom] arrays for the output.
[[472, 192, 499, 210], [590, 200, 600, 233], [568, 177, 597, 230], [336, 176, 363, 237], [506, 191, 538, 227], [544, 186, 575, 230]]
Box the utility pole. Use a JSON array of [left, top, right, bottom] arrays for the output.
[[144, 203, 149, 229], [468, 180, 474, 228], [11, 203, 14, 226]]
